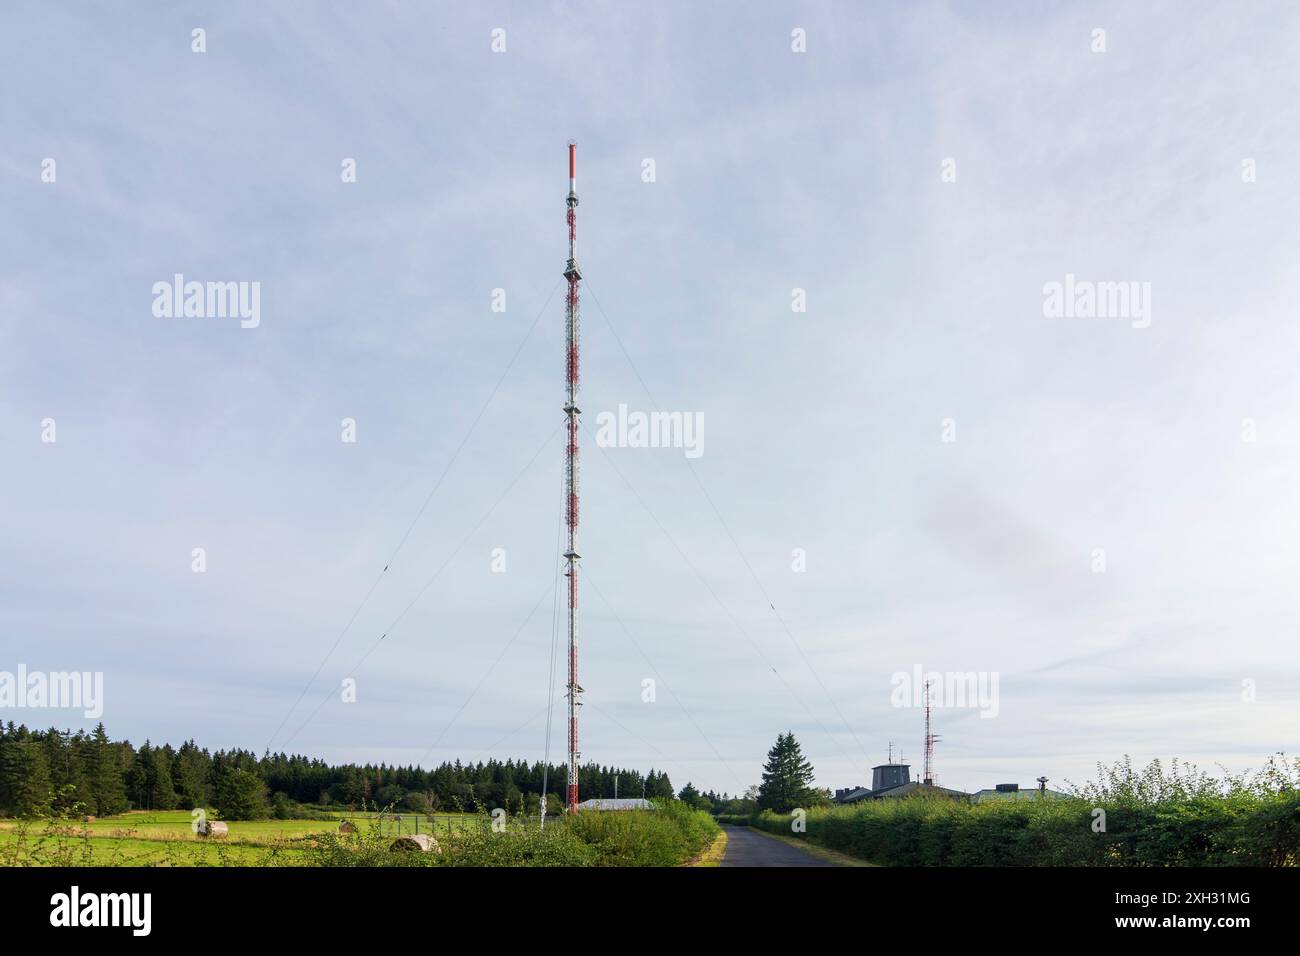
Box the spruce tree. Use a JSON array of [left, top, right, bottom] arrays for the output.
[[215, 767, 269, 820], [84, 723, 128, 815], [149, 745, 177, 810], [42, 728, 87, 814], [171, 740, 211, 809], [126, 742, 153, 809], [757, 731, 816, 813], [0, 737, 53, 816]]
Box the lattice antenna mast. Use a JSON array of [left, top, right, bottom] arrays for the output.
[[563, 142, 583, 812], [922, 679, 938, 786]]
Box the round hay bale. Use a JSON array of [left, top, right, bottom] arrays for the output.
[[390, 833, 439, 854], [82, 815, 96, 823], [198, 820, 229, 839], [338, 820, 356, 834]]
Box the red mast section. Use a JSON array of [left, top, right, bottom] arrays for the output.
[[563, 143, 583, 812]]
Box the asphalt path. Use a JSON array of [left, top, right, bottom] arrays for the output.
[[719, 825, 837, 867]]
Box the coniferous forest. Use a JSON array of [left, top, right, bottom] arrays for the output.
[[0, 722, 678, 819]]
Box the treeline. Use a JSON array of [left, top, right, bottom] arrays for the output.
[[0, 722, 675, 820], [677, 782, 763, 816]]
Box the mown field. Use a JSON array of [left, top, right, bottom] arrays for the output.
[[5, 809, 470, 839], [0, 810, 480, 866], [0, 803, 719, 867]]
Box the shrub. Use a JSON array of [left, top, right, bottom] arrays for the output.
[[292, 798, 718, 867], [564, 800, 718, 866], [743, 789, 1300, 867]]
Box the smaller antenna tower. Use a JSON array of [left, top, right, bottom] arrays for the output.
[[922, 679, 940, 786]]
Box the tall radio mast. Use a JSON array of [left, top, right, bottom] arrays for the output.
[[563, 142, 583, 812], [923, 679, 939, 786]]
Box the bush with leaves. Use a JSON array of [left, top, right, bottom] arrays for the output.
[[736, 755, 1300, 867]]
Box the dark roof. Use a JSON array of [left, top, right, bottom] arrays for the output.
[[835, 787, 874, 804], [873, 781, 968, 800], [837, 781, 968, 803]]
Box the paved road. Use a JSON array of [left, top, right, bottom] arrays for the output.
[[719, 825, 836, 867]]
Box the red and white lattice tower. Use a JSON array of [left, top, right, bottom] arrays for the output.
[[563, 142, 583, 812]]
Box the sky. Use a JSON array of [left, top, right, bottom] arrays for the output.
[[2, 1, 1299, 797]]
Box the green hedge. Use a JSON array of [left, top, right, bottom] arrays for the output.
[[301, 799, 718, 867], [726, 792, 1300, 866], [563, 799, 719, 866]]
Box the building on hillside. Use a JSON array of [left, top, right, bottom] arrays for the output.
[[870, 760, 910, 793], [833, 760, 967, 803], [574, 798, 653, 811], [970, 781, 1069, 804]]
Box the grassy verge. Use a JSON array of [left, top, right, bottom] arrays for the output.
[[686, 829, 728, 867]]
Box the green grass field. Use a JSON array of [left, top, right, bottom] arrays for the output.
[[0, 804, 720, 867], [0, 810, 481, 866], [0, 829, 287, 865]]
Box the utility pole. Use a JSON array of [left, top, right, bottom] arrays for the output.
[[563, 141, 583, 813]]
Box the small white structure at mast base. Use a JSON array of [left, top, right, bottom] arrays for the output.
[[575, 798, 653, 811]]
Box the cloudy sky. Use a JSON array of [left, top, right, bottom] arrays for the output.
[[2, 1, 1298, 796]]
